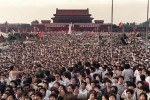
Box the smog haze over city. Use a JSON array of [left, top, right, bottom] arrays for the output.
[[0, 0, 148, 24]]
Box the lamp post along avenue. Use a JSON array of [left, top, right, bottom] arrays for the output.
[[146, 0, 149, 53], [110, 0, 114, 58]]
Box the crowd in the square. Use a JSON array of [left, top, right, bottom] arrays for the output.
[[0, 32, 150, 100]]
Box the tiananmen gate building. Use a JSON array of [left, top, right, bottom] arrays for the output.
[[31, 8, 111, 32]]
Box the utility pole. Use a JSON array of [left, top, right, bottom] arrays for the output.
[[146, 0, 149, 53], [110, 0, 114, 58]]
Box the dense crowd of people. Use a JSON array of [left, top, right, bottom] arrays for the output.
[[0, 32, 150, 100]]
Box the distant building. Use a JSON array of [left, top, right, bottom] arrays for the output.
[[94, 20, 104, 24], [0, 23, 31, 33], [31, 8, 111, 32], [41, 20, 51, 24], [51, 8, 93, 23]]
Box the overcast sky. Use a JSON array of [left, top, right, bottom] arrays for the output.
[[0, 0, 148, 24]]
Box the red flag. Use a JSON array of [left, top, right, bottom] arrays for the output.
[[87, 32, 92, 38], [39, 32, 43, 38], [119, 22, 123, 28]]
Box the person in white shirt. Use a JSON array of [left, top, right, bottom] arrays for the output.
[[78, 81, 88, 99], [49, 73, 64, 89], [85, 77, 91, 91], [134, 68, 142, 83], [9, 66, 24, 81], [62, 72, 70, 87]]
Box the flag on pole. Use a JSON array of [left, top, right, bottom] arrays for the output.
[[39, 32, 43, 38]]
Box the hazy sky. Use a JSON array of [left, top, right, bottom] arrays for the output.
[[0, 0, 148, 24]]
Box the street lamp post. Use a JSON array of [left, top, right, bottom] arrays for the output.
[[146, 0, 149, 53], [110, 0, 114, 58]]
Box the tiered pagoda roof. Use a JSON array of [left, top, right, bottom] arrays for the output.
[[54, 8, 91, 16]]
